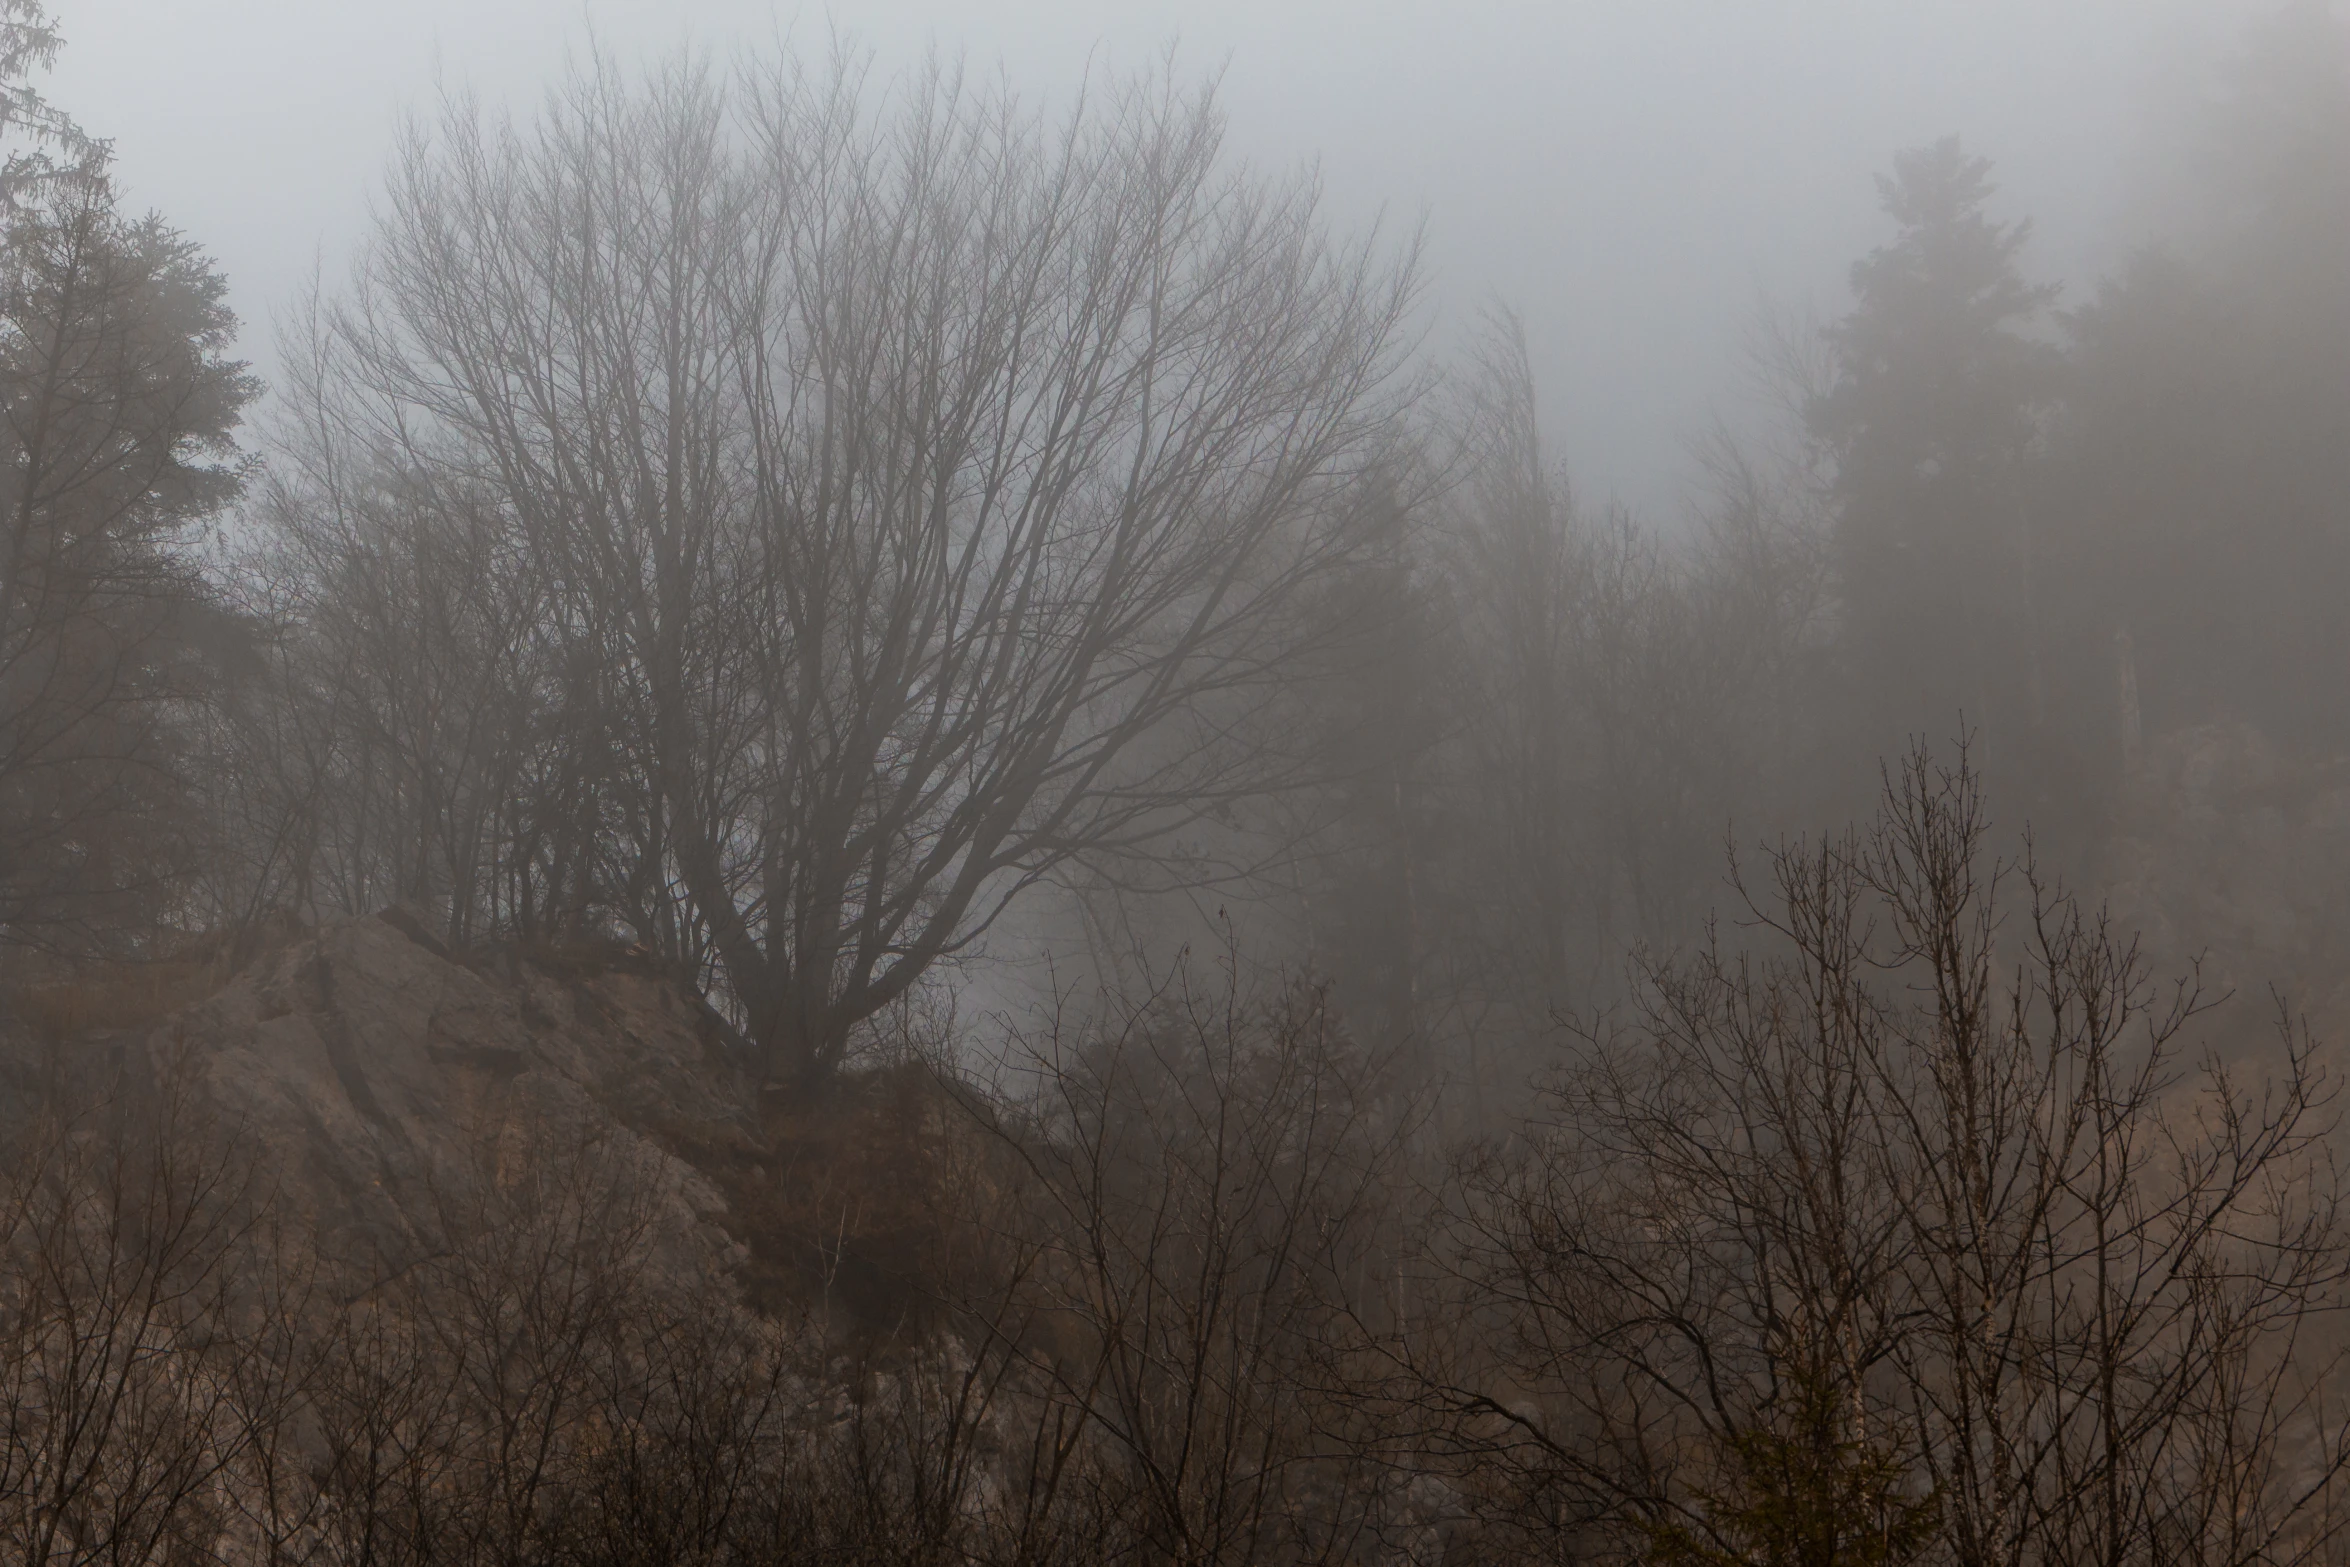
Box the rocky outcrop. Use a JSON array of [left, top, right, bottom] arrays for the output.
[[45, 913, 761, 1288], [0, 909, 997, 1328]]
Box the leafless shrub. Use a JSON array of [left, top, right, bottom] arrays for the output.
[[983, 959, 1422, 1566], [0, 1045, 304, 1566], [1401, 740, 2350, 1567]]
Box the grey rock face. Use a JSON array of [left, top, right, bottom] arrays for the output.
[[113, 914, 755, 1286]]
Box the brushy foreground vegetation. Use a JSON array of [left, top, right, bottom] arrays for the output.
[[7, 752, 2349, 1567]]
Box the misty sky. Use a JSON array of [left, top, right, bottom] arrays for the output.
[[57, 0, 2234, 518]]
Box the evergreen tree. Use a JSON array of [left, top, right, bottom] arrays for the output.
[[0, 9, 255, 947], [2051, 1, 2350, 756], [1813, 139, 2056, 771]]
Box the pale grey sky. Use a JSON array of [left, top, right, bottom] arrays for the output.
[[51, 0, 2237, 516]]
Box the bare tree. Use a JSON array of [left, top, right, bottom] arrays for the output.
[[273, 48, 1421, 1086], [242, 457, 570, 941], [1439, 314, 1824, 1045], [1405, 742, 2350, 1567], [997, 960, 1419, 1567]]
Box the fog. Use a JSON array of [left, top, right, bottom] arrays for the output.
[[7, 2, 2350, 1561], [60, 0, 2226, 515]]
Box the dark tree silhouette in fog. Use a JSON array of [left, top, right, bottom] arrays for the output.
[[269, 54, 1420, 1086], [0, 8, 253, 951], [1813, 139, 2056, 776]]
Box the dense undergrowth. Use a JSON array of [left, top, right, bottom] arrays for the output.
[[6, 754, 2349, 1567]]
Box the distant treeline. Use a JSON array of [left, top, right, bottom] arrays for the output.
[[0, 0, 2345, 1086]]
